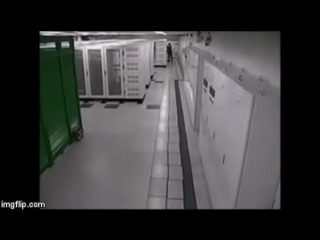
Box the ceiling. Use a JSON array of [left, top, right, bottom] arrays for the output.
[[40, 31, 192, 36]]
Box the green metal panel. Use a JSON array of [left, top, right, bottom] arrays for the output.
[[40, 48, 70, 160], [60, 48, 82, 141], [40, 36, 83, 175], [40, 116, 51, 174]]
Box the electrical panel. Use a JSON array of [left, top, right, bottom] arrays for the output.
[[199, 59, 279, 209]]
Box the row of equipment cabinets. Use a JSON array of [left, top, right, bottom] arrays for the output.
[[74, 39, 154, 101], [180, 45, 280, 209], [200, 59, 280, 209]]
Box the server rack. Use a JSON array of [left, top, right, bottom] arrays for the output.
[[122, 43, 145, 99], [154, 40, 167, 67], [75, 40, 151, 102], [103, 46, 124, 99]]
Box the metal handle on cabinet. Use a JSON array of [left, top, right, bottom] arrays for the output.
[[104, 70, 106, 75], [86, 70, 88, 76]]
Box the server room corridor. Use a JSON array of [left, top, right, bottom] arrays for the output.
[[40, 60, 208, 209], [39, 32, 280, 210]]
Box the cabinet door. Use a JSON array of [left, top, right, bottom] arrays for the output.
[[87, 49, 105, 97], [40, 117, 51, 174], [75, 49, 87, 96], [40, 49, 69, 159], [202, 61, 254, 208], [213, 69, 254, 208], [105, 48, 123, 98], [60, 48, 82, 132]]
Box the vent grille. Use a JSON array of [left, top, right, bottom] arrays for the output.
[[127, 87, 139, 91], [127, 67, 139, 71], [127, 75, 139, 79], [127, 54, 139, 58], [127, 62, 139, 66], [128, 93, 140, 96], [126, 48, 138, 52], [127, 75, 139, 84]]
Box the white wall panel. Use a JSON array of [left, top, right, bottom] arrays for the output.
[[201, 61, 254, 208]]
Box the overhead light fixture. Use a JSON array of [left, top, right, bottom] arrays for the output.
[[154, 31, 167, 35]]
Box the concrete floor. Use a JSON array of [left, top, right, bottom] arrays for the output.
[[40, 61, 211, 209]]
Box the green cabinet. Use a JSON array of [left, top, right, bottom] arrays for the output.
[[40, 116, 51, 174], [40, 36, 83, 175]]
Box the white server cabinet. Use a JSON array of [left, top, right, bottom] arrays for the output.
[[75, 40, 150, 101], [154, 40, 167, 66], [150, 41, 155, 77], [74, 47, 88, 98], [199, 59, 280, 209], [86, 45, 107, 99], [122, 43, 146, 99], [75, 45, 108, 99], [103, 46, 124, 98], [140, 41, 152, 88], [146, 41, 153, 85]]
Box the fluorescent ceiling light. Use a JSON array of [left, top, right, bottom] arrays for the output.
[[154, 31, 167, 35]]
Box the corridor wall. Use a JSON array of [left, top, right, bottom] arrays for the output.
[[178, 32, 280, 209]]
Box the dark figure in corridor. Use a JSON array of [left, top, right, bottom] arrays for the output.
[[167, 43, 173, 64]]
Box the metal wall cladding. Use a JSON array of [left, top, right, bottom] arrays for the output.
[[200, 60, 254, 208], [88, 49, 104, 96], [75, 49, 86, 95]]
